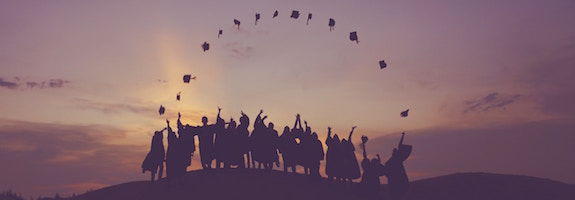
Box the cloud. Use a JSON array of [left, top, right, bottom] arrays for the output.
[[224, 42, 254, 60], [0, 77, 71, 90], [47, 79, 70, 88], [463, 92, 521, 114], [0, 119, 148, 198], [0, 77, 19, 89], [73, 98, 156, 115]]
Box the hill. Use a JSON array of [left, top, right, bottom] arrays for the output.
[[69, 169, 574, 200]]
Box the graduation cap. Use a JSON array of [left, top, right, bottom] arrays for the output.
[[233, 19, 241, 29], [159, 105, 165, 115], [183, 74, 196, 83], [218, 29, 223, 38], [273, 10, 278, 18], [349, 31, 359, 43], [290, 10, 300, 19], [306, 13, 312, 25], [202, 41, 210, 52], [177, 92, 181, 101], [329, 18, 335, 31], [400, 109, 409, 117], [379, 60, 387, 69], [255, 13, 260, 25]]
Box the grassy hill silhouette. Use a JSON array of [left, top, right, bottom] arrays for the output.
[[69, 169, 574, 200]]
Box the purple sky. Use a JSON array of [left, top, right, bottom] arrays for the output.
[[1, 0, 575, 197]]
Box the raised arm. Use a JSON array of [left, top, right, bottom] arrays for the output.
[[348, 126, 356, 141], [361, 135, 368, 160], [327, 127, 332, 140], [256, 109, 263, 123], [398, 132, 405, 147], [217, 107, 222, 119], [297, 115, 302, 130], [177, 112, 183, 129], [293, 114, 302, 130]]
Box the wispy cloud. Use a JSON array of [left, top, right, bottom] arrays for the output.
[[0, 77, 71, 90], [0, 77, 19, 89], [463, 92, 521, 114], [224, 42, 254, 60], [73, 98, 155, 115]]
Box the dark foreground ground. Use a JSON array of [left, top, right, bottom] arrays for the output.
[[67, 169, 574, 200]]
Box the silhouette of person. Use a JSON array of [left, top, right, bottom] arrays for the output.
[[224, 118, 242, 168], [197, 108, 220, 169], [291, 114, 304, 172], [279, 125, 297, 173], [309, 132, 324, 177], [325, 127, 343, 181], [250, 109, 267, 169], [360, 136, 385, 199], [214, 107, 227, 169], [262, 122, 279, 170], [237, 111, 251, 168], [166, 119, 188, 186], [384, 132, 412, 200], [300, 121, 313, 175], [177, 112, 196, 171], [142, 127, 167, 182], [341, 126, 361, 182]]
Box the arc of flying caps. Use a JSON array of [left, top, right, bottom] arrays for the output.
[[400, 109, 409, 117], [233, 19, 241, 29], [159, 105, 165, 115], [177, 92, 181, 101], [255, 13, 260, 25], [290, 10, 300, 19], [349, 31, 359, 43], [218, 29, 222, 38], [201, 41, 210, 51], [328, 18, 335, 31], [379, 60, 387, 69], [273, 10, 278, 18], [306, 13, 312, 25]]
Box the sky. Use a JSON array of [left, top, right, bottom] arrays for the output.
[[1, 0, 575, 198]]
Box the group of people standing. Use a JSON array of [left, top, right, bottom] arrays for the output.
[[142, 107, 411, 200]]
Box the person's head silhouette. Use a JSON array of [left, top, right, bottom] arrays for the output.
[[268, 122, 274, 130], [202, 116, 208, 125]]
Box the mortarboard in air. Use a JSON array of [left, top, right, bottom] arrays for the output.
[[349, 31, 359, 43], [273, 10, 279, 18], [159, 105, 165, 115], [218, 29, 223, 38], [379, 60, 387, 69], [329, 18, 335, 31], [307, 13, 312, 25], [177, 91, 181, 101], [255, 13, 261, 25], [400, 109, 409, 117], [290, 10, 300, 19], [202, 41, 210, 51], [234, 19, 241, 29], [183, 74, 196, 83]]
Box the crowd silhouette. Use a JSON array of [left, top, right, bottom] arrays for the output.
[[142, 108, 412, 200]]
